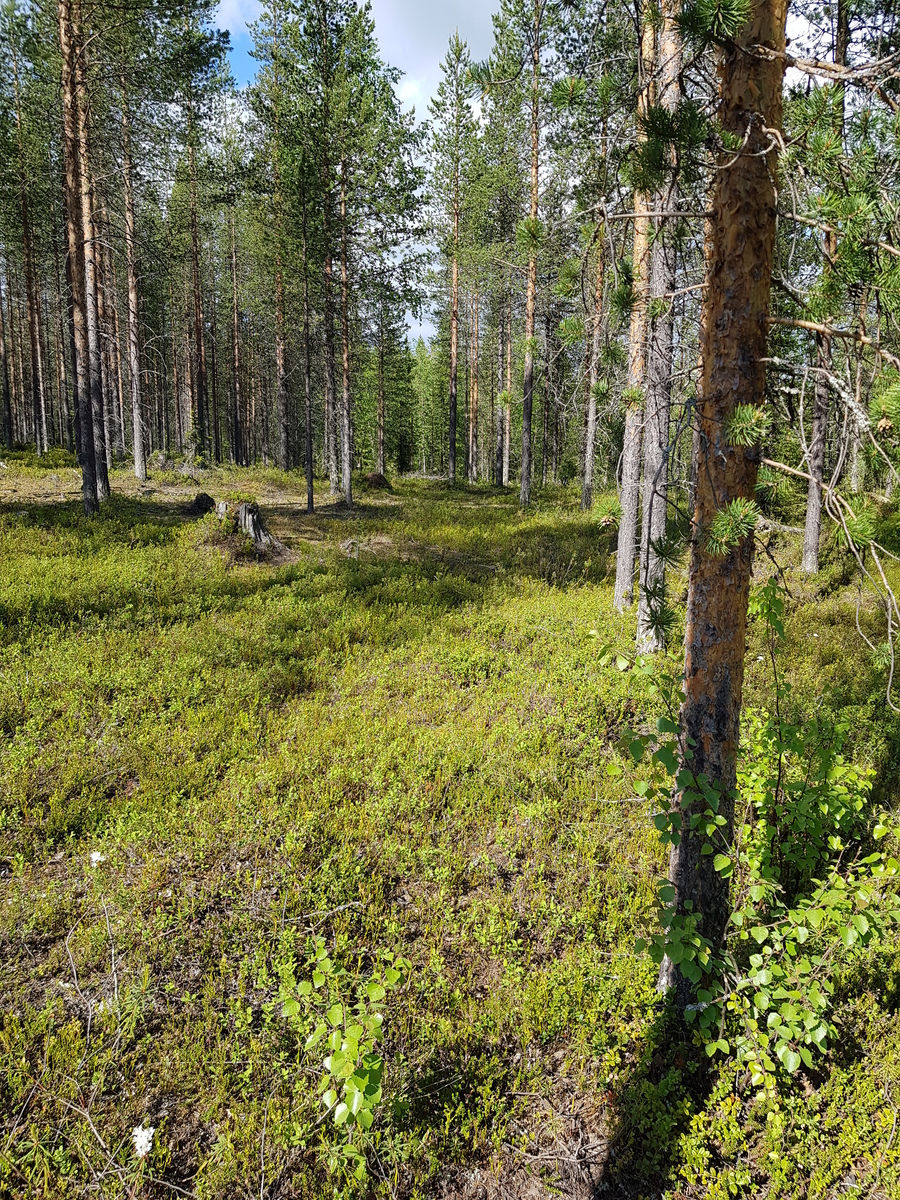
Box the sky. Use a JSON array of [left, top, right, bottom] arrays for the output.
[[216, 0, 500, 115], [215, 0, 499, 341]]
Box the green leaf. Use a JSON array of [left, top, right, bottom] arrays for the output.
[[305, 1022, 327, 1050], [333, 1102, 350, 1126], [782, 1049, 801, 1073], [327, 1003, 344, 1027], [282, 999, 301, 1018]]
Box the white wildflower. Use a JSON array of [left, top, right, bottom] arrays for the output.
[[90, 852, 105, 867], [132, 1124, 155, 1159]]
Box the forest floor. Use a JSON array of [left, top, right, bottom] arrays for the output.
[[1, 452, 900, 1199]]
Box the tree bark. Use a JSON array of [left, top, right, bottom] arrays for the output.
[[636, 0, 682, 649], [0, 272, 12, 449], [59, 0, 97, 512], [582, 234, 605, 511], [504, 291, 512, 487], [542, 308, 551, 487], [73, 6, 110, 499], [229, 208, 243, 465], [520, 0, 540, 507], [339, 157, 352, 504], [658, 0, 788, 1009], [318, 5, 339, 494], [187, 138, 208, 460], [449, 226, 459, 484], [614, 14, 654, 610], [300, 164, 314, 512], [495, 303, 504, 484], [802, 335, 831, 571], [11, 46, 48, 456], [469, 288, 479, 482], [120, 69, 145, 479], [801, 1, 846, 572], [377, 300, 386, 476]]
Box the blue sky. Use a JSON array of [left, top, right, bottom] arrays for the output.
[[216, 1, 500, 340], [217, 0, 499, 115]]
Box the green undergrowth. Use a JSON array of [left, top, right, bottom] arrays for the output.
[[0, 465, 898, 1197]]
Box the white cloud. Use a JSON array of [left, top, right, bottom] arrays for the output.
[[216, 0, 262, 38], [398, 77, 422, 105]]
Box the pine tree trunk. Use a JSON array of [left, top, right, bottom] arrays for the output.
[[11, 45, 48, 456], [520, 2, 540, 507], [658, 0, 788, 1009], [322, 167, 339, 492], [801, 6, 845, 572], [637, 2, 681, 649], [95, 255, 114, 474], [339, 159, 352, 505], [0, 273, 12, 449], [229, 209, 243, 465], [542, 309, 550, 487], [614, 15, 654, 610], [504, 292, 512, 487], [377, 302, 386, 476], [582, 236, 605, 511], [120, 74, 145, 479], [188, 139, 208, 460], [495, 305, 504, 484], [59, 0, 98, 512], [469, 289, 479, 483], [449, 240, 459, 483], [209, 264, 220, 464], [275, 254, 288, 469], [73, 14, 110, 500], [300, 166, 314, 513], [802, 335, 830, 572]]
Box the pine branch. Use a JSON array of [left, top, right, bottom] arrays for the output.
[[767, 316, 900, 372]]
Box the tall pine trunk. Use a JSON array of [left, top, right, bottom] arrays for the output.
[[120, 70, 145, 479], [12, 48, 48, 456], [229, 208, 243, 465], [495, 303, 503, 484], [469, 289, 479, 483], [0, 273, 12, 449], [58, 0, 97, 512], [503, 292, 512, 487], [449, 206, 459, 484], [802, 0, 847, 573], [187, 138, 208, 460], [74, 15, 110, 499], [582, 233, 605, 511], [659, 0, 788, 1009], [300, 164, 314, 512], [339, 158, 352, 505], [520, 0, 540, 506], [377, 301, 386, 477], [614, 14, 654, 610], [636, 1, 681, 650]]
